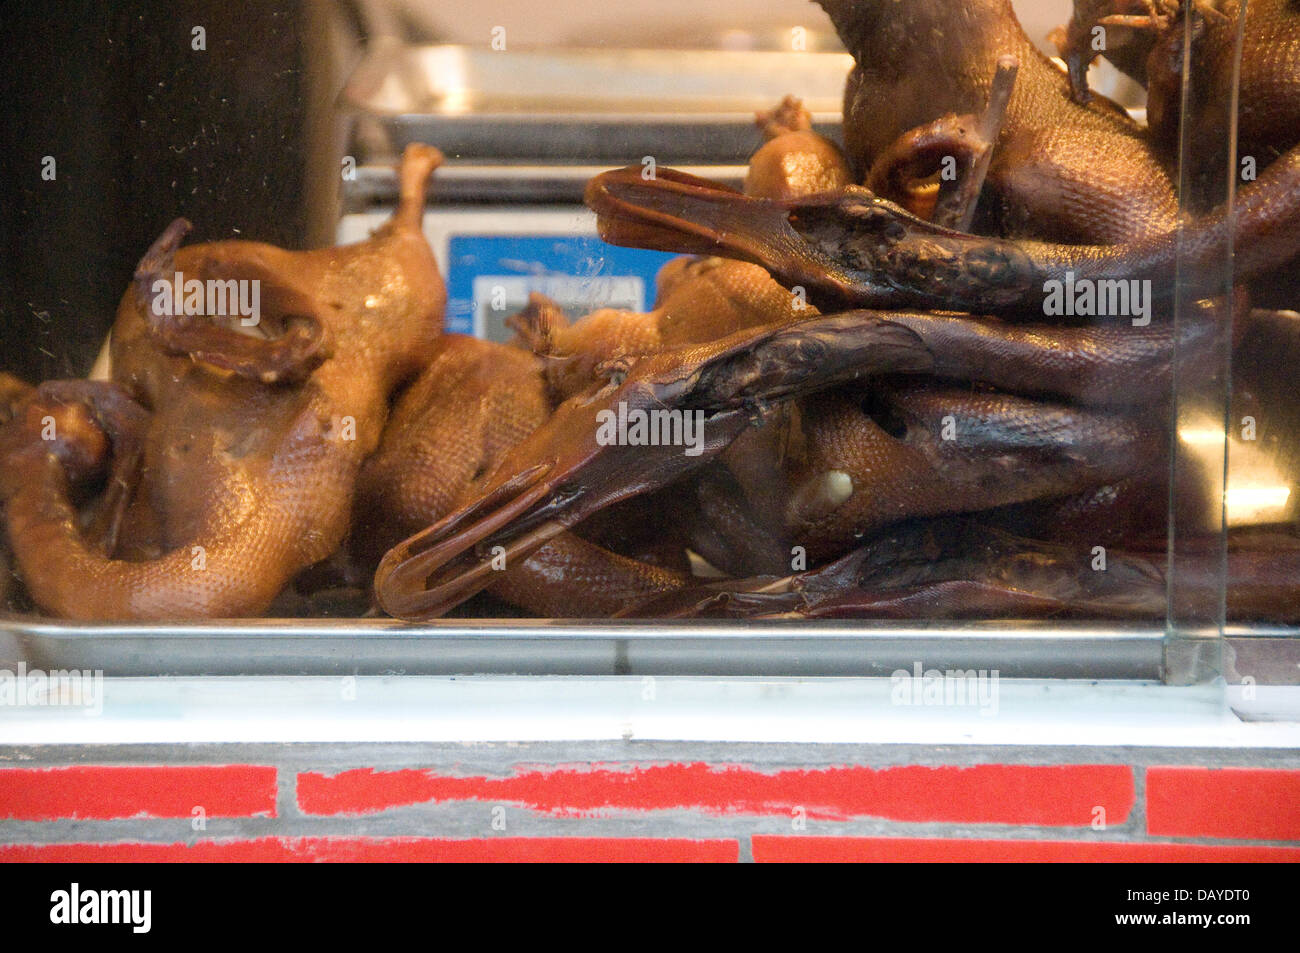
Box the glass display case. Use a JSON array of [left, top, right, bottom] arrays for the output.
[[1, 0, 1297, 696]]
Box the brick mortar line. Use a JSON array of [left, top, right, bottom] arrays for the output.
[[738, 835, 754, 863], [277, 764, 297, 822], [1133, 763, 1149, 836], [1, 811, 1294, 847], [2, 832, 1295, 852], [281, 799, 1147, 838], [287, 763, 1144, 835]]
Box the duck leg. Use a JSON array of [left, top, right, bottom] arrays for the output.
[[745, 95, 854, 201]]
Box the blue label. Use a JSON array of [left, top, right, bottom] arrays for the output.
[[446, 234, 677, 341]]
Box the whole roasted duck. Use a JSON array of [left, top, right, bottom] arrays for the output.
[[354, 332, 690, 617], [819, 0, 1179, 242], [0, 145, 445, 619]]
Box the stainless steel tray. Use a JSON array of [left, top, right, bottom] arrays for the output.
[[5, 616, 1293, 682], [342, 44, 852, 162], [0, 616, 1163, 678]]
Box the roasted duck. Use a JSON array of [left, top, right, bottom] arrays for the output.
[[0, 145, 445, 619]]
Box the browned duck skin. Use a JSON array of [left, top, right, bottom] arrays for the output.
[[877, 306, 1215, 407], [374, 313, 934, 620], [487, 533, 688, 618], [1061, 0, 1300, 235], [513, 256, 821, 401], [508, 292, 662, 403], [0, 144, 445, 620], [818, 0, 1178, 244], [781, 386, 1160, 561], [986, 474, 1175, 546], [355, 333, 687, 617], [745, 96, 854, 201], [1, 380, 152, 605], [619, 520, 1164, 619], [356, 334, 551, 560], [801, 536, 1300, 622], [1063, 1, 1300, 178], [986, 307, 1280, 545], [1147, 0, 1300, 200], [584, 143, 1300, 317], [982, 431, 1228, 547]]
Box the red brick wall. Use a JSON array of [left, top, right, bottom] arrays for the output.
[[2, 750, 1298, 861]]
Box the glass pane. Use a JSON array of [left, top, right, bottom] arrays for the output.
[[1164, 6, 1242, 684]]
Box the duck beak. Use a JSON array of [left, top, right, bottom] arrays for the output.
[[585, 166, 864, 306]]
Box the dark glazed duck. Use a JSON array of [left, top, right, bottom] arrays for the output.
[[779, 387, 1161, 560], [1061, 0, 1300, 179], [818, 0, 1178, 243], [585, 142, 1300, 316], [374, 313, 934, 620], [621, 519, 1300, 622], [354, 333, 688, 617], [0, 145, 445, 619]]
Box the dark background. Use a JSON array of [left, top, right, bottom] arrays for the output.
[[0, 1, 309, 385]]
